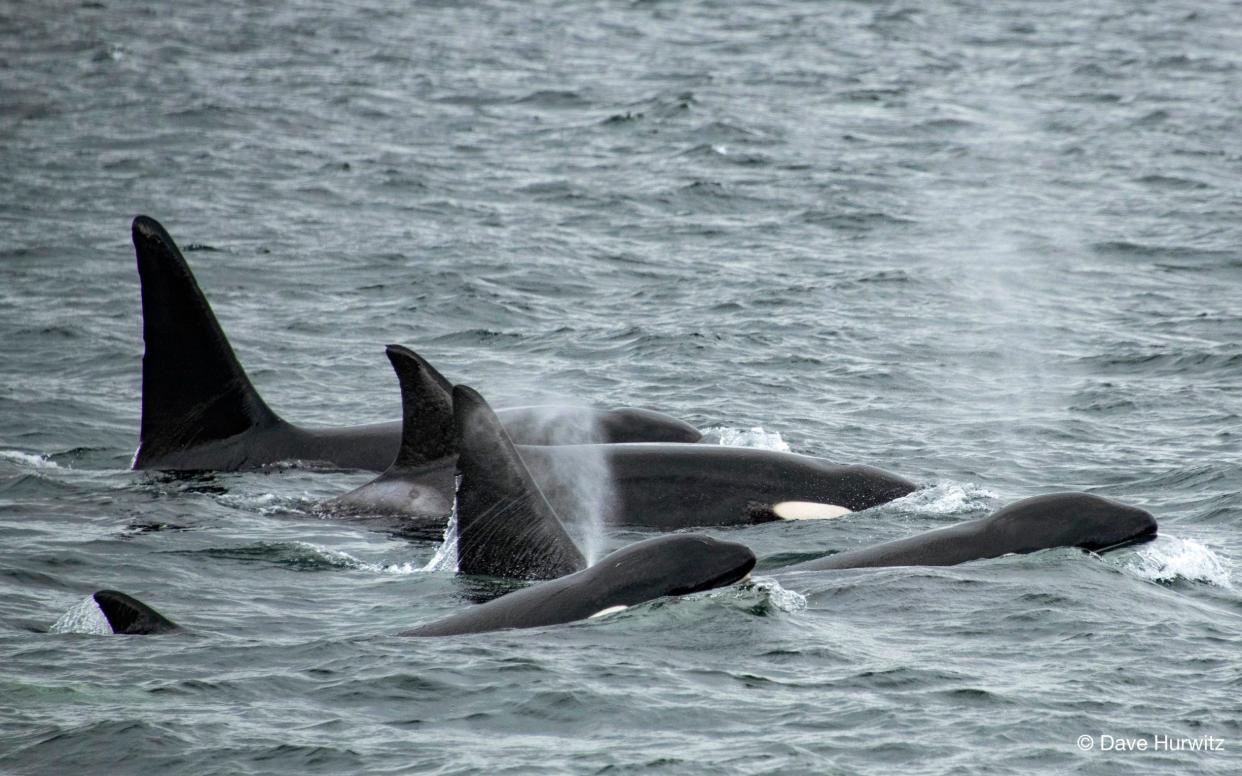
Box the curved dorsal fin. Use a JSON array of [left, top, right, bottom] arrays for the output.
[[453, 385, 586, 580], [131, 216, 281, 467], [385, 344, 455, 468], [93, 590, 180, 634]]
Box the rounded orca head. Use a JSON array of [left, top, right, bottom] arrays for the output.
[[594, 534, 757, 601], [989, 492, 1157, 553]]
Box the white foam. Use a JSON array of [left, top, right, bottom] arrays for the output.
[[706, 426, 791, 452], [893, 481, 999, 515], [1126, 534, 1232, 588], [420, 490, 459, 573], [772, 501, 852, 520], [215, 492, 298, 516], [50, 595, 112, 635], [744, 576, 807, 613], [279, 541, 424, 576], [1, 450, 61, 469]]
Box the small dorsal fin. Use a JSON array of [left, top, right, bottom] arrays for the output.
[[93, 590, 180, 634], [385, 345, 455, 468], [453, 385, 586, 580], [131, 216, 282, 467]]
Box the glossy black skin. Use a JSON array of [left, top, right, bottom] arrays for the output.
[[93, 590, 180, 635], [135, 399, 702, 473], [779, 492, 1157, 572], [327, 444, 916, 535], [130, 215, 701, 473], [450, 385, 587, 581], [329, 347, 915, 535], [403, 535, 757, 637], [524, 443, 917, 529]]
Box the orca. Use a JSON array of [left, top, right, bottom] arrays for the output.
[[451, 384, 587, 580], [129, 215, 701, 472], [78, 535, 754, 640], [92, 590, 180, 635], [84, 404, 756, 637], [523, 443, 915, 529], [325, 345, 457, 526], [408, 392, 755, 634], [777, 492, 1157, 572], [328, 347, 917, 534], [403, 534, 755, 637]]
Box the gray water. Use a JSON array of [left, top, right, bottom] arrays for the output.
[[2, 1, 1240, 773]]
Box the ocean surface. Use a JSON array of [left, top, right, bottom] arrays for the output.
[[2, 1, 1239, 773]]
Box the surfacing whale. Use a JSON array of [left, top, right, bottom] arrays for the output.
[[778, 492, 1157, 572], [91, 590, 180, 635], [328, 346, 917, 535], [129, 215, 701, 472], [404, 535, 755, 637], [407, 389, 755, 634]]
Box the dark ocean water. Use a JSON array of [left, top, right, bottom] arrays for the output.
[[2, 1, 1240, 773]]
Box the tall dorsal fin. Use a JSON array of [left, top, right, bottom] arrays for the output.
[[386, 344, 455, 468], [93, 590, 180, 634], [131, 216, 282, 467], [453, 385, 586, 580]]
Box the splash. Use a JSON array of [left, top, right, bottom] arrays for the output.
[[421, 484, 459, 573], [704, 426, 791, 452], [1126, 534, 1232, 588], [892, 481, 999, 515], [50, 595, 111, 635], [738, 576, 807, 613]]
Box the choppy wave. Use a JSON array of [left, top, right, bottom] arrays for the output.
[[175, 541, 423, 575], [215, 492, 317, 517], [0, 450, 62, 469]]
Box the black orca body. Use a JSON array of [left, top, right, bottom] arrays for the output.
[[409, 389, 755, 634], [404, 535, 756, 637], [130, 216, 701, 472], [92, 590, 180, 635], [779, 492, 1158, 572], [524, 444, 916, 529], [328, 347, 917, 533]]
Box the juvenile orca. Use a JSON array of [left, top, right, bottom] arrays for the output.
[[778, 492, 1157, 572], [92, 590, 180, 635], [130, 215, 701, 472], [403, 535, 755, 637], [329, 347, 917, 533]]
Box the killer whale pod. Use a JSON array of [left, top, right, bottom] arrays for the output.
[[130, 215, 701, 472], [328, 345, 918, 532]]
